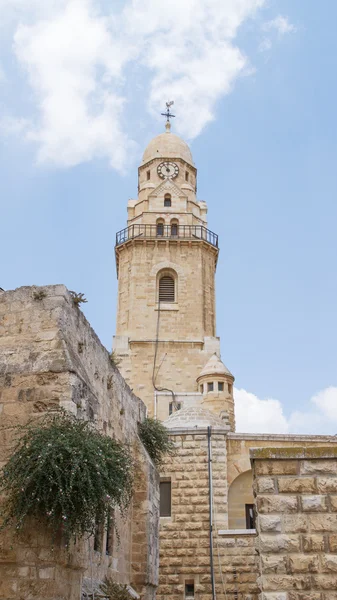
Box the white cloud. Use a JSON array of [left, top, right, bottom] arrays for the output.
[[263, 15, 296, 36], [0, 0, 296, 170], [235, 386, 337, 435]]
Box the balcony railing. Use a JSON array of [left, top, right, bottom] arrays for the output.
[[115, 224, 218, 248]]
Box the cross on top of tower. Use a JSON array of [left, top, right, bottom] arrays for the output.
[[161, 101, 175, 132]]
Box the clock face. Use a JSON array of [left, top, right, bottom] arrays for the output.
[[157, 162, 179, 179]]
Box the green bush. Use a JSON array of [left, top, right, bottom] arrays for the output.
[[0, 412, 134, 543], [98, 578, 134, 600], [138, 417, 175, 467]]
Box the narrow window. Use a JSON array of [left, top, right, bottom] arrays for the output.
[[105, 510, 114, 555], [207, 382, 214, 392], [94, 522, 103, 553], [245, 504, 255, 529], [218, 382, 224, 392], [185, 171, 189, 182], [185, 583, 194, 598], [228, 383, 233, 395], [171, 223, 178, 236], [169, 401, 182, 415], [164, 194, 171, 207], [159, 275, 175, 302], [160, 480, 171, 517], [200, 384, 204, 393], [157, 222, 164, 236], [147, 170, 150, 180]]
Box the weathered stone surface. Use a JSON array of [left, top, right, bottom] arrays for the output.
[[0, 286, 159, 600], [277, 477, 317, 494]]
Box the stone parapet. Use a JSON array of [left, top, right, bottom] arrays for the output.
[[251, 447, 337, 600]]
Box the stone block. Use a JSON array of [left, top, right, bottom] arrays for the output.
[[257, 477, 276, 494], [255, 460, 298, 476], [301, 495, 327, 512], [277, 477, 317, 494], [259, 534, 300, 554], [258, 515, 282, 533], [287, 553, 319, 573], [300, 460, 337, 475], [308, 514, 337, 532], [317, 477, 337, 493], [302, 534, 325, 553], [283, 514, 308, 533], [256, 495, 298, 514], [263, 573, 311, 591], [261, 555, 287, 574], [321, 554, 337, 572]]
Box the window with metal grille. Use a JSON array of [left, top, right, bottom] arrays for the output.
[[159, 275, 175, 302], [160, 480, 171, 517]]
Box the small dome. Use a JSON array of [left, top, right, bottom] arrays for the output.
[[164, 406, 225, 429], [142, 130, 194, 166], [198, 353, 234, 380]]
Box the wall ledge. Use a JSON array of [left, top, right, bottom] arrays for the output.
[[250, 446, 337, 460], [218, 529, 256, 536]]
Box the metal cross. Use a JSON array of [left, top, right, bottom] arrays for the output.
[[161, 101, 175, 123]]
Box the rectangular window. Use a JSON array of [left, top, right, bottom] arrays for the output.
[[185, 583, 194, 598], [218, 382, 224, 392], [160, 480, 171, 517], [169, 401, 182, 415], [228, 383, 233, 394], [164, 198, 171, 207], [147, 170, 150, 180], [200, 384, 204, 393], [185, 171, 189, 182], [207, 382, 214, 392], [105, 510, 114, 555], [245, 504, 255, 529]]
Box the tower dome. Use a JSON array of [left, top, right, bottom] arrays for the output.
[[142, 128, 194, 166]]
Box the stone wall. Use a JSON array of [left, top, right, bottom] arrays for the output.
[[158, 428, 227, 600], [251, 447, 337, 600], [0, 285, 159, 600]]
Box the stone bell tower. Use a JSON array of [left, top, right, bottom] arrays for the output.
[[113, 118, 235, 427]]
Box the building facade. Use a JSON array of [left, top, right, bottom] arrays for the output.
[[113, 124, 337, 600]]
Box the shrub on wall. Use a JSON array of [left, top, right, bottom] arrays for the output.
[[0, 412, 134, 543], [138, 417, 175, 467]]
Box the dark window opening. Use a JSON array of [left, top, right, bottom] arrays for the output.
[[164, 194, 171, 207], [105, 510, 114, 555], [159, 275, 175, 302], [147, 170, 150, 180], [171, 223, 178, 236], [218, 382, 224, 392], [160, 481, 171, 517], [94, 522, 103, 553], [169, 401, 182, 415], [157, 222, 164, 236], [245, 504, 255, 529], [228, 383, 233, 394], [207, 382, 214, 392], [185, 171, 189, 182], [185, 583, 194, 598]]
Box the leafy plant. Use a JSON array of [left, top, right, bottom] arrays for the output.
[[109, 351, 121, 368], [70, 291, 88, 306], [138, 417, 175, 467], [33, 289, 47, 301], [0, 412, 134, 544], [98, 578, 134, 600]]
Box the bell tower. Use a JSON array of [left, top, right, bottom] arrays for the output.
[[113, 114, 235, 427]]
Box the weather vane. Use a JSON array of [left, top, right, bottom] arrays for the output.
[[161, 101, 175, 123]]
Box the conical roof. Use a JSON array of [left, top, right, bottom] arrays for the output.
[[142, 129, 194, 166], [164, 406, 225, 429], [198, 353, 234, 379]]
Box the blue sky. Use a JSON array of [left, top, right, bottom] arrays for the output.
[[1, 0, 337, 434]]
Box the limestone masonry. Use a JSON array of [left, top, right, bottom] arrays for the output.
[[1, 124, 337, 600]]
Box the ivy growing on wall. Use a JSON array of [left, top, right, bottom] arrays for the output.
[[138, 417, 175, 467], [0, 412, 134, 543]]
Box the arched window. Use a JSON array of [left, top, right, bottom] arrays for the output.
[[156, 219, 164, 236], [170, 219, 178, 236], [164, 194, 171, 207], [159, 275, 175, 302]]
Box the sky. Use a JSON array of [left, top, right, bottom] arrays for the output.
[[1, 0, 337, 435]]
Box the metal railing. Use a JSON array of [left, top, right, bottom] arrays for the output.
[[115, 224, 218, 248]]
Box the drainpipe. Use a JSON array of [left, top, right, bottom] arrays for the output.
[[207, 426, 216, 600]]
